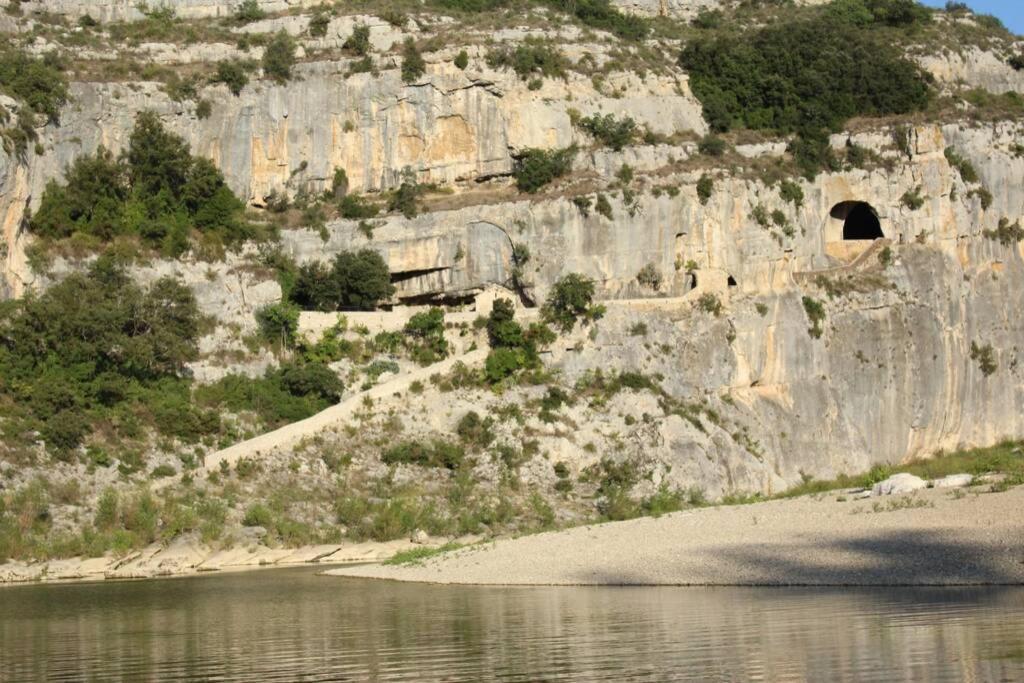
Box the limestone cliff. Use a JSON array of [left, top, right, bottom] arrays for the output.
[[0, 0, 1022, 507]]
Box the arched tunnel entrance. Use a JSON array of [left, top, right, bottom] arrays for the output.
[[831, 201, 883, 240]]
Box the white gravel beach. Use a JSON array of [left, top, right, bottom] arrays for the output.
[[326, 485, 1024, 586]]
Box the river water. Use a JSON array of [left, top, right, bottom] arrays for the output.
[[2, 567, 1023, 681]]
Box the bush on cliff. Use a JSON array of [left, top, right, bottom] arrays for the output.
[[290, 249, 395, 312], [514, 146, 576, 193], [28, 112, 263, 256], [263, 31, 297, 83], [0, 48, 69, 124], [542, 273, 598, 332]]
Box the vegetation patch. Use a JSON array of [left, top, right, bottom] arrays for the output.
[[29, 112, 264, 257], [513, 146, 576, 193], [680, 3, 931, 176], [290, 250, 395, 311]]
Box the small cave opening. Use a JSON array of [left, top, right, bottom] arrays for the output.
[[727, 275, 737, 287], [831, 201, 883, 240]]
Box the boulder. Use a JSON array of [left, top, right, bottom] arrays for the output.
[[871, 473, 928, 496], [932, 473, 974, 489], [410, 529, 429, 544]]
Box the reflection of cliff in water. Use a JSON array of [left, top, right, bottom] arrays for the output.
[[2, 567, 1023, 681]]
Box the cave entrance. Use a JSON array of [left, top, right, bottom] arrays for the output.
[[831, 201, 883, 240]]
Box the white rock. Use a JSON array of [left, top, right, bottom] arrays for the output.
[[410, 529, 429, 544], [871, 473, 928, 496], [932, 473, 974, 489]]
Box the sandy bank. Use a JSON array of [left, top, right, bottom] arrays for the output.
[[326, 486, 1024, 586], [0, 537, 429, 586]]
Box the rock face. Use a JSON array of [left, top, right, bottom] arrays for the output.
[[18, 0, 324, 23]]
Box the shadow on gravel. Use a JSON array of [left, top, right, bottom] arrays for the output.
[[573, 529, 1024, 586]]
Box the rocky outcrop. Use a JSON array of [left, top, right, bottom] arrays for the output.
[[917, 46, 1024, 95], [17, 0, 323, 23]]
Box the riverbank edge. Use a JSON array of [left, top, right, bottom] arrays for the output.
[[325, 485, 1024, 587], [0, 536, 447, 587]]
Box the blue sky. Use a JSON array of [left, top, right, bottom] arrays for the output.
[[919, 1, 1024, 35]]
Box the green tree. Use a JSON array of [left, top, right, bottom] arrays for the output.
[[127, 111, 193, 199], [330, 249, 395, 310], [401, 38, 426, 83], [543, 273, 595, 332], [486, 298, 524, 348], [291, 261, 337, 311], [214, 60, 249, 96], [256, 301, 300, 348], [263, 31, 297, 83], [28, 112, 256, 251]]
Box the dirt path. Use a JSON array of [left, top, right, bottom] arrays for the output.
[[202, 349, 488, 471]]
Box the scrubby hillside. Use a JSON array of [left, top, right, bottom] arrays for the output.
[[0, 0, 1022, 578]]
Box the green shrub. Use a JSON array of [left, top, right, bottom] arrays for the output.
[[276, 360, 344, 402], [343, 25, 371, 55], [214, 60, 249, 96], [983, 218, 1024, 246], [802, 296, 826, 338], [454, 50, 469, 70], [484, 347, 525, 383], [901, 186, 925, 210], [309, 8, 331, 37], [0, 49, 70, 124], [263, 31, 297, 83], [944, 147, 978, 183], [636, 263, 662, 289], [779, 180, 804, 208], [514, 146, 576, 193], [486, 39, 567, 81], [456, 411, 495, 448], [256, 302, 300, 348], [387, 178, 422, 218], [697, 134, 726, 157], [382, 439, 464, 469], [696, 174, 713, 204], [970, 341, 997, 376], [234, 0, 266, 23], [697, 292, 721, 316], [594, 193, 613, 219], [576, 113, 637, 151], [542, 273, 595, 332], [969, 187, 993, 210], [404, 307, 449, 364], [151, 464, 177, 478], [337, 192, 378, 219], [547, 0, 647, 40], [401, 38, 426, 83], [242, 503, 274, 527]]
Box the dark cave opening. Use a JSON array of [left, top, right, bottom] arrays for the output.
[[831, 201, 884, 240]]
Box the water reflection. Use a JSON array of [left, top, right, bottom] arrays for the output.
[[1, 568, 1023, 681]]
